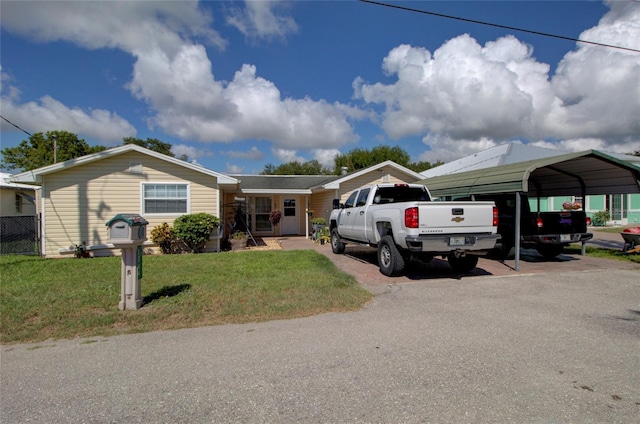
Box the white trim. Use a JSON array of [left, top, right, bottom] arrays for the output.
[[241, 189, 312, 194], [140, 182, 191, 216], [11, 144, 238, 185], [323, 160, 424, 190]]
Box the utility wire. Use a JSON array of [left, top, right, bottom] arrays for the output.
[[359, 0, 640, 54], [0, 115, 32, 137]]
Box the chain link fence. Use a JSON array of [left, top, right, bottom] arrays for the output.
[[0, 215, 40, 255]]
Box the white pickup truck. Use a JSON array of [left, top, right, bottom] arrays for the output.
[[329, 183, 499, 276]]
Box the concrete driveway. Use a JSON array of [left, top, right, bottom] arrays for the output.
[[279, 229, 639, 294], [2, 231, 639, 423]]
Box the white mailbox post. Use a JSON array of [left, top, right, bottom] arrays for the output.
[[106, 214, 148, 310]]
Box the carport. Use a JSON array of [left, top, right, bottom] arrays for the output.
[[417, 150, 640, 270]]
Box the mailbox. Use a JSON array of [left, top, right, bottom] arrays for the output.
[[106, 214, 148, 311], [106, 214, 148, 244]]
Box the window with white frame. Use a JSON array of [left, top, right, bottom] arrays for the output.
[[142, 183, 188, 214], [255, 197, 272, 231]]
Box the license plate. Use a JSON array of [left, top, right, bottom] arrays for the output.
[[449, 236, 465, 246], [560, 234, 571, 242]]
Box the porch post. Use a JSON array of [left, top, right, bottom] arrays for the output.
[[515, 192, 521, 271], [305, 195, 310, 239]]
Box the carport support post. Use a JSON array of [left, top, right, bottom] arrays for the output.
[[515, 192, 521, 271]]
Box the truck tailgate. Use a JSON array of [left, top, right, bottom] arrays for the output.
[[417, 201, 496, 233]]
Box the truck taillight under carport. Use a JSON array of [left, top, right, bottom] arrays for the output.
[[493, 206, 499, 227]]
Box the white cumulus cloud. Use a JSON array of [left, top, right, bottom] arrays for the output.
[[0, 95, 136, 142], [1, 0, 357, 156], [357, 0, 640, 162], [226, 0, 298, 40]]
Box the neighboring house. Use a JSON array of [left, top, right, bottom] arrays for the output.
[[1, 172, 39, 255], [225, 160, 425, 239], [11, 145, 238, 257], [420, 143, 640, 226], [1, 172, 37, 217]]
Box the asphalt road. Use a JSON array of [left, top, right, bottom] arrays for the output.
[[2, 267, 639, 423]]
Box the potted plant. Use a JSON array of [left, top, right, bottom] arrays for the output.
[[318, 227, 331, 245], [230, 231, 248, 251], [311, 217, 327, 233]]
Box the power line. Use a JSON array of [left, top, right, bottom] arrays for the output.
[[359, 0, 640, 54], [0, 115, 32, 137]]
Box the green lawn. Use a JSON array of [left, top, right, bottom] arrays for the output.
[[0, 251, 372, 345], [590, 225, 638, 234], [565, 244, 640, 264]]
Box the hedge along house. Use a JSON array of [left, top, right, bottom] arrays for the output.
[[11, 144, 238, 257], [420, 143, 640, 226], [223, 161, 425, 239]]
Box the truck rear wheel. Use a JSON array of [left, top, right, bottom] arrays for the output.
[[536, 244, 564, 259], [330, 228, 346, 254], [447, 254, 479, 274], [378, 235, 405, 276]]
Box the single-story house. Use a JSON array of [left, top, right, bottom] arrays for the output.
[[10, 145, 424, 257], [11, 145, 237, 257]]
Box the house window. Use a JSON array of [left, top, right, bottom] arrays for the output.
[[255, 197, 272, 231], [283, 199, 296, 217], [142, 183, 188, 214]]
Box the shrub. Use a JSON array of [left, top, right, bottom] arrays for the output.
[[173, 213, 220, 253], [593, 210, 610, 226], [150, 223, 176, 254], [311, 217, 326, 225]]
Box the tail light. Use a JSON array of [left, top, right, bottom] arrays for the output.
[[536, 217, 544, 229], [493, 206, 499, 227], [405, 207, 419, 228], [586, 217, 591, 226]]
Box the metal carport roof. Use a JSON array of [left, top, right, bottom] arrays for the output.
[[416, 149, 640, 271], [417, 150, 640, 198]]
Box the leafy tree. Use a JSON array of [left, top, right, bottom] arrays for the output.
[[122, 137, 191, 162], [261, 160, 332, 175], [1, 131, 106, 171], [259, 146, 444, 175], [405, 160, 444, 173], [122, 137, 174, 157], [334, 145, 410, 173], [334, 145, 442, 174]]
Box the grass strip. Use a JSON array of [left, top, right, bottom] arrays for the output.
[[0, 251, 372, 345]]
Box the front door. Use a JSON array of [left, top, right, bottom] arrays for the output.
[[281, 198, 299, 235], [608, 194, 626, 224]]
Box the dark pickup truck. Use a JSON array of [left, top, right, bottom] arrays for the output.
[[474, 193, 593, 259]]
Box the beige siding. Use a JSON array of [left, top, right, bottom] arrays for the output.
[[309, 190, 335, 225], [42, 151, 220, 257], [1, 188, 37, 216]]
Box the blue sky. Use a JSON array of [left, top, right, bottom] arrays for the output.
[[1, 0, 638, 174]]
